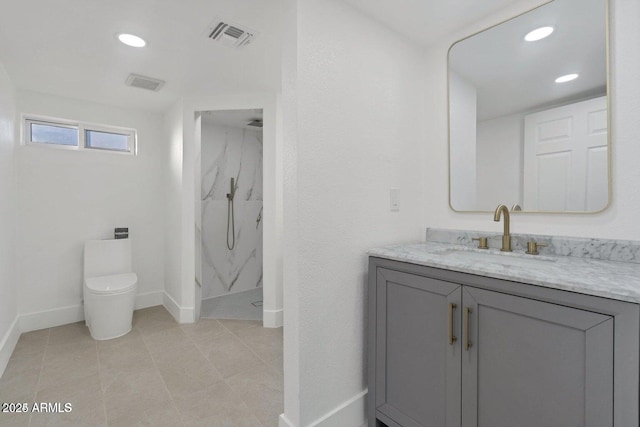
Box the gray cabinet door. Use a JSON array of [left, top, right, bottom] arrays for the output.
[[375, 268, 462, 427], [461, 286, 613, 427]]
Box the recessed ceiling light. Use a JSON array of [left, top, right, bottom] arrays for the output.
[[524, 26, 554, 42], [118, 33, 146, 48], [555, 73, 579, 83]]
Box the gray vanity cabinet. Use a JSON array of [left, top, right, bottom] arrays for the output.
[[461, 286, 613, 427], [374, 268, 462, 427], [368, 257, 639, 427]]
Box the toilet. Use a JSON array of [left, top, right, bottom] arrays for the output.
[[83, 238, 138, 340]]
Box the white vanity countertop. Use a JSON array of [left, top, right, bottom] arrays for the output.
[[368, 242, 640, 304]]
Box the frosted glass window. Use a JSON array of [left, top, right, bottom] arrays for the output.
[[85, 130, 130, 152], [30, 123, 78, 146], [24, 115, 136, 155]]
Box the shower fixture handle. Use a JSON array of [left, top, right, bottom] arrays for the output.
[[226, 177, 236, 250], [227, 177, 235, 200]]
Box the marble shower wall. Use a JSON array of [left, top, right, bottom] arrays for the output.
[[201, 121, 263, 300]]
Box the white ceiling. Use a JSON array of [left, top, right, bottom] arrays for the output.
[[0, 0, 606, 119], [202, 109, 263, 130], [0, 0, 284, 113], [450, 0, 607, 120], [342, 0, 527, 46]]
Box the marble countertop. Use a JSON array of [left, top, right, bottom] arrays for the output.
[[368, 242, 640, 304]]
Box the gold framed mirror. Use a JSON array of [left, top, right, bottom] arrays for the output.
[[448, 0, 610, 213]]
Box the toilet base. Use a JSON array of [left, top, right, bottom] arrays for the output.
[[83, 284, 137, 341]]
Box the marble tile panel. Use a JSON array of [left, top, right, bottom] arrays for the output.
[[201, 200, 263, 299], [201, 121, 263, 302]]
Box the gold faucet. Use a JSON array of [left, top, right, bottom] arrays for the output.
[[493, 204, 511, 252]]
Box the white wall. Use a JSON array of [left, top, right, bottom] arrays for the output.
[[201, 122, 263, 300], [166, 93, 282, 326], [281, 0, 427, 424], [0, 62, 18, 375], [476, 112, 524, 211], [449, 72, 477, 211], [14, 90, 165, 330], [163, 101, 185, 317], [423, 0, 640, 240]]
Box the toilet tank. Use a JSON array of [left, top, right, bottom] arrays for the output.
[[84, 239, 132, 278]]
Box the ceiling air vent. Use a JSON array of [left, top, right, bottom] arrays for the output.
[[125, 74, 165, 92], [206, 18, 258, 49]]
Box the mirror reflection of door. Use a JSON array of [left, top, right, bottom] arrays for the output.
[[523, 97, 608, 211], [447, 0, 609, 213]]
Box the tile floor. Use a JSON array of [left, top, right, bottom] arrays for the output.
[[201, 288, 263, 321], [0, 306, 283, 427]]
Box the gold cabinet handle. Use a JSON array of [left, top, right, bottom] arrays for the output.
[[449, 303, 457, 345], [465, 307, 473, 351]]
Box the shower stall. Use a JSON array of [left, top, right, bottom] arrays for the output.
[[199, 109, 263, 320]]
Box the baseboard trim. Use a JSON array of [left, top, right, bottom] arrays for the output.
[[0, 316, 21, 378], [19, 291, 165, 334], [278, 413, 295, 427], [309, 389, 367, 427], [163, 292, 195, 323], [135, 291, 164, 310], [19, 304, 84, 333], [263, 308, 283, 328]]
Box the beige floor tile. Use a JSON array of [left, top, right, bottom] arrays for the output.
[[184, 410, 264, 427], [172, 381, 255, 425], [265, 354, 284, 375], [217, 319, 262, 333], [195, 330, 264, 378], [0, 411, 31, 427], [133, 306, 179, 335], [103, 369, 172, 423], [106, 401, 182, 427], [1, 306, 283, 427], [98, 330, 156, 390], [0, 350, 43, 401], [10, 329, 49, 359], [96, 328, 143, 351], [234, 326, 283, 363], [141, 327, 192, 356], [225, 364, 283, 397], [180, 318, 226, 342], [47, 322, 93, 346], [238, 383, 284, 427], [39, 342, 99, 390], [43, 338, 96, 361], [142, 402, 184, 427], [31, 374, 106, 427], [154, 343, 223, 397]]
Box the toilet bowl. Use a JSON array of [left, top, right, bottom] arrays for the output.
[[83, 239, 138, 340]]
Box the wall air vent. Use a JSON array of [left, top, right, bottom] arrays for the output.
[[206, 18, 258, 49], [125, 74, 165, 92]]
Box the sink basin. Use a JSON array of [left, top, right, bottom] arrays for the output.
[[436, 248, 557, 268]]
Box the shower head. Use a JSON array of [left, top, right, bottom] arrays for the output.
[[247, 119, 263, 128]]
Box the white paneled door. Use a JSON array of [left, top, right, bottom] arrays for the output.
[[523, 96, 608, 211]]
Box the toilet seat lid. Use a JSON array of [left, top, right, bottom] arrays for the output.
[[85, 273, 137, 294]]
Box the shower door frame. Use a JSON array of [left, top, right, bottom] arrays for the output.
[[184, 94, 283, 328]]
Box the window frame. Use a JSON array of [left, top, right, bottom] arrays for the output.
[[22, 114, 137, 155]]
